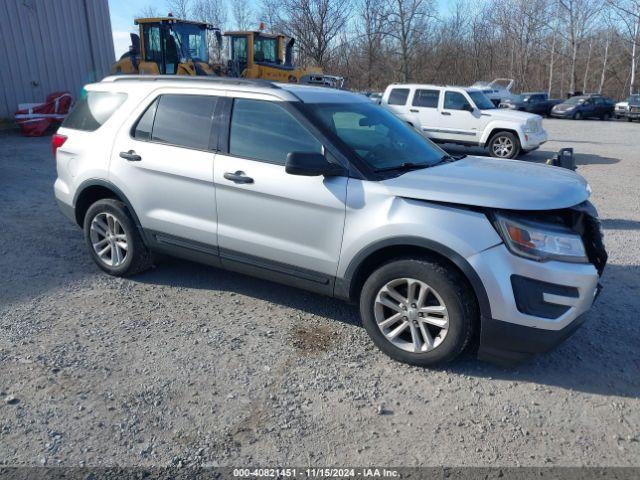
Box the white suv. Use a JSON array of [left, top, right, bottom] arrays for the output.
[[54, 76, 606, 367], [381, 84, 548, 159]]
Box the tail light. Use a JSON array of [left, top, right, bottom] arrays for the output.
[[52, 133, 67, 158]]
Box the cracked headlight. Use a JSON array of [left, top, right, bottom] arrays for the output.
[[494, 213, 588, 263]]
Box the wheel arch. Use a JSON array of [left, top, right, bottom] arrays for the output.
[[73, 180, 143, 234], [335, 237, 492, 320], [483, 127, 521, 148]]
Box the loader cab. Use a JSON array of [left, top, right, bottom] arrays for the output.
[[225, 31, 292, 77], [135, 17, 217, 75]]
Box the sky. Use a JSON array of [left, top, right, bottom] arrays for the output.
[[108, 0, 453, 60]]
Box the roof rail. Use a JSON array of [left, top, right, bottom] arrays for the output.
[[102, 75, 281, 89]]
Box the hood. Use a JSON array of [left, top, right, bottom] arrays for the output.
[[615, 101, 628, 108], [480, 109, 539, 122], [381, 157, 590, 211]]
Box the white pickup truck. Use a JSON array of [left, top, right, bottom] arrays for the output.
[[381, 84, 548, 159]]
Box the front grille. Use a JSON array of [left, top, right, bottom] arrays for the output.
[[630, 106, 640, 113]]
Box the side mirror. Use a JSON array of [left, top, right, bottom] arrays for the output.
[[464, 104, 475, 112], [215, 30, 223, 48], [285, 152, 345, 177]]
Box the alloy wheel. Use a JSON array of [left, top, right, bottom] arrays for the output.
[[492, 136, 514, 158], [374, 278, 449, 353], [89, 212, 129, 267]]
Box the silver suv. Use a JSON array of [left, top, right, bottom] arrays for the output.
[[54, 76, 607, 366]]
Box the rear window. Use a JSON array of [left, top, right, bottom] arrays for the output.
[[387, 88, 410, 106], [62, 91, 127, 131]]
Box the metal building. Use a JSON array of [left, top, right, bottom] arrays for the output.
[[0, 0, 115, 118]]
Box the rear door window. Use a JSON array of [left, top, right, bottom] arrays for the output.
[[150, 94, 218, 150], [412, 89, 439, 108], [62, 91, 127, 131], [387, 88, 410, 106]]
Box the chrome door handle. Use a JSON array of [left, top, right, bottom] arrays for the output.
[[223, 171, 254, 184], [120, 150, 141, 161]]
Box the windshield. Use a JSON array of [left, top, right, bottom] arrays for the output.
[[467, 91, 495, 109], [168, 23, 208, 62], [254, 35, 278, 63], [628, 95, 640, 104], [565, 96, 585, 105], [305, 102, 447, 171]]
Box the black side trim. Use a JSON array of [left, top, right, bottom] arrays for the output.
[[142, 228, 334, 296], [511, 275, 578, 319], [144, 229, 221, 268], [337, 236, 492, 319], [219, 248, 334, 296], [219, 248, 330, 285], [478, 314, 588, 367], [154, 232, 218, 256]]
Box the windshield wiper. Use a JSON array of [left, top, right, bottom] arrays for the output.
[[431, 153, 467, 167], [374, 162, 431, 173]]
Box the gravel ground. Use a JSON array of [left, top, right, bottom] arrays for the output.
[[0, 119, 639, 468]]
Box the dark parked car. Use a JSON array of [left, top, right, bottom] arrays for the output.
[[499, 92, 563, 116], [550, 95, 615, 120]]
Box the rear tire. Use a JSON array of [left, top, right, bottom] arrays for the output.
[[488, 131, 521, 159], [573, 111, 583, 120], [83, 199, 152, 277], [359, 258, 477, 367]]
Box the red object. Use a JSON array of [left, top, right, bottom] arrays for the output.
[[51, 134, 68, 158], [14, 91, 73, 137]]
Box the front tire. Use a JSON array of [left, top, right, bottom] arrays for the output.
[[359, 259, 476, 367], [602, 113, 610, 121], [573, 111, 583, 120], [488, 131, 521, 159], [83, 199, 152, 276]]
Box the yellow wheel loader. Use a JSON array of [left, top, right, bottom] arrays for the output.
[[112, 17, 344, 87], [111, 17, 223, 76], [224, 30, 343, 87]]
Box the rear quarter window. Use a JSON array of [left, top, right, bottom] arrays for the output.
[[387, 88, 410, 106], [62, 91, 127, 131]]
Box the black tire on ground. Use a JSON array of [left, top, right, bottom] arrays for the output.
[[83, 198, 152, 277], [359, 258, 477, 367], [628, 117, 633, 122], [573, 111, 583, 120], [602, 113, 611, 121], [487, 131, 521, 159]]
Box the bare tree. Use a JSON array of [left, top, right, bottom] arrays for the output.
[[599, 28, 612, 92], [279, 0, 352, 68], [386, 0, 436, 82], [232, 0, 254, 30], [356, 0, 390, 88], [493, 0, 553, 90], [137, 5, 162, 17], [167, 0, 192, 18], [557, 0, 604, 93], [608, 0, 640, 93], [192, 0, 228, 61]]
